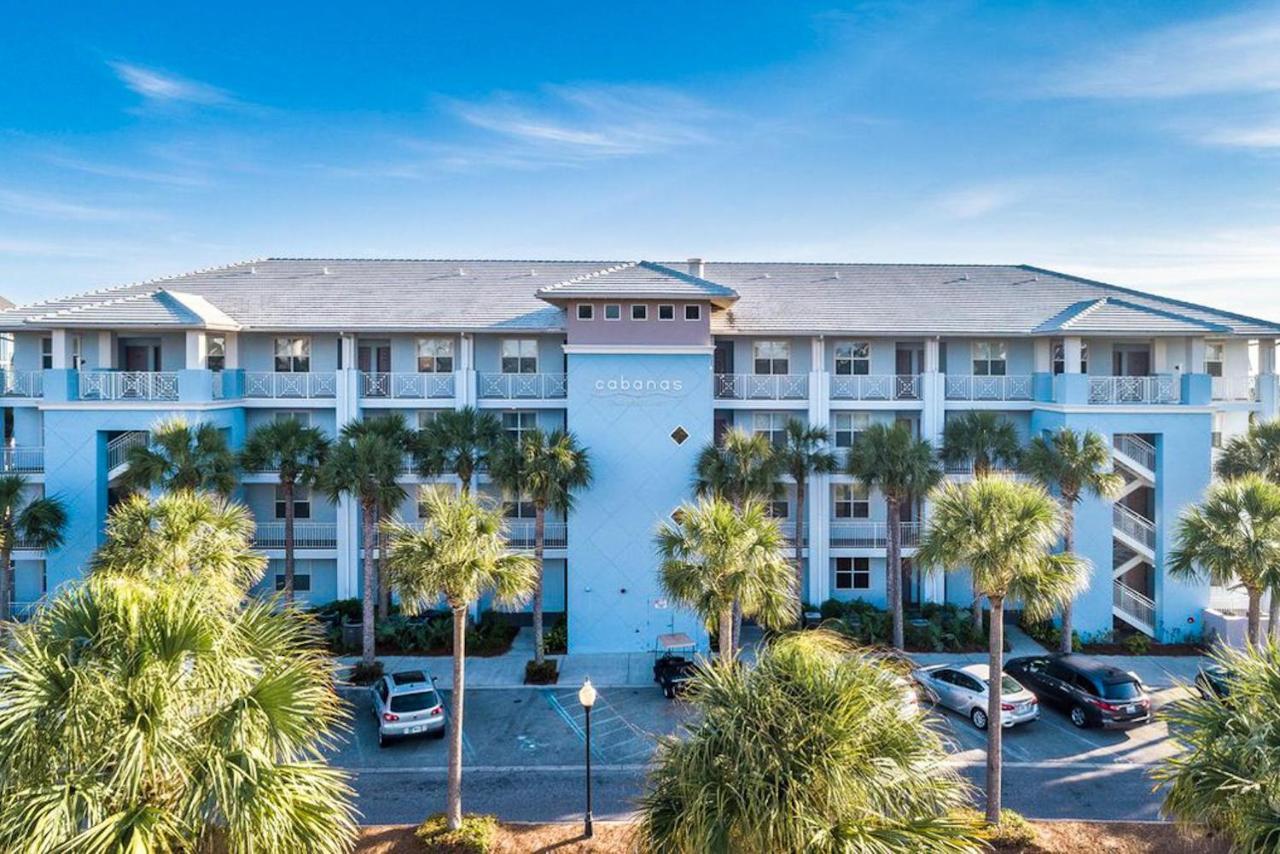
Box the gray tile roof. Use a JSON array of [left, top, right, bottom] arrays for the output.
[[0, 258, 1275, 338]]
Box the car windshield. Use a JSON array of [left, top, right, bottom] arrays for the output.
[[1000, 676, 1022, 694], [1101, 681, 1141, 701], [390, 690, 439, 712]]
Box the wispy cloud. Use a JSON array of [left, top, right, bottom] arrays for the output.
[[933, 183, 1029, 219], [0, 189, 136, 222], [1042, 8, 1280, 99], [108, 61, 233, 106], [42, 153, 210, 187], [1199, 124, 1280, 150]]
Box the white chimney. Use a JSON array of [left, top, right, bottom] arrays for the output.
[[687, 257, 705, 278]]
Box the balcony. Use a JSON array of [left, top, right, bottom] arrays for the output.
[[1212, 375, 1258, 402], [504, 520, 568, 549], [829, 374, 919, 401], [945, 375, 1033, 401], [243, 371, 337, 399], [79, 371, 179, 401], [0, 447, 43, 474], [715, 373, 809, 401], [1088, 376, 1179, 405], [830, 521, 921, 549], [942, 460, 1019, 477], [252, 521, 338, 550], [360, 371, 455, 400], [478, 372, 567, 400], [0, 370, 43, 398]]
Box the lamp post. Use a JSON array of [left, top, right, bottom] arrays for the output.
[[578, 677, 597, 838]]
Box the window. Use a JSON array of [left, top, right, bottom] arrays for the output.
[[685, 304, 701, 321], [833, 483, 870, 519], [417, 338, 454, 373], [275, 485, 311, 520], [766, 499, 789, 519], [834, 556, 870, 590], [631, 304, 648, 321], [206, 335, 226, 372], [833, 412, 870, 448], [1204, 342, 1224, 378], [604, 304, 621, 321], [416, 486, 432, 519], [751, 412, 787, 447], [504, 490, 536, 519], [69, 335, 84, 370], [502, 410, 537, 443], [753, 340, 790, 375], [1212, 411, 1225, 449], [577, 304, 594, 321], [275, 573, 311, 592], [500, 339, 538, 374], [835, 341, 871, 375], [658, 304, 675, 321], [972, 341, 1007, 376], [1052, 342, 1088, 375], [273, 410, 311, 427], [418, 410, 444, 431], [40, 337, 52, 370], [274, 337, 311, 372]]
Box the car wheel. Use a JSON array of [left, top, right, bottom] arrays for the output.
[[377, 732, 387, 748], [1070, 705, 1089, 728], [432, 726, 446, 740], [663, 684, 675, 699], [970, 708, 988, 730]]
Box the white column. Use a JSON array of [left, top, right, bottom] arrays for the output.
[[50, 329, 67, 369], [1063, 337, 1084, 374], [805, 336, 830, 608], [185, 330, 207, 369], [457, 333, 476, 409], [1033, 338, 1051, 373], [923, 337, 940, 373], [1152, 338, 1170, 374], [224, 332, 240, 369], [1189, 337, 1207, 374], [97, 331, 114, 368]]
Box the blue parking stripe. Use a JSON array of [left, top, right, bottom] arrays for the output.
[[543, 688, 607, 762]]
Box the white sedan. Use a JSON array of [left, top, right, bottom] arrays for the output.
[[912, 663, 1039, 730]]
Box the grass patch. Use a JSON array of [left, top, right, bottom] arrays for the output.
[[524, 658, 558, 685], [414, 813, 498, 853]]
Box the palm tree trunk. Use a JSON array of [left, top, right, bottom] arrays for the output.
[[376, 503, 390, 621], [1059, 502, 1076, 654], [1247, 586, 1263, 646], [532, 505, 545, 666], [361, 503, 377, 667], [0, 541, 11, 624], [986, 594, 1005, 826], [719, 607, 735, 665], [1270, 586, 1280, 642], [794, 477, 806, 625], [282, 479, 296, 604], [447, 604, 467, 830], [886, 495, 903, 650]]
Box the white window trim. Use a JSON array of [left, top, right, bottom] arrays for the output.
[[604, 304, 622, 321], [577, 304, 594, 321], [631, 304, 648, 321], [658, 304, 675, 321], [684, 304, 701, 321]]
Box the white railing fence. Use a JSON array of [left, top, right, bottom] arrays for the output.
[[1088, 375, 1179, 405], [715, 373, 810, 401], [829, 374, 920, 401], [243, 372, 337, 399], [1114, 434, 1156, 472], [0, 370, 43, 398], [252, 521, 338, 550], [107, 431, 149, 472], [478, 373, 568, 400], [0, 447, 43, 473], [1211, 375, 1258, 402], [1113, 503, 1156, 550], [944, 374, 1033, 401], [360, 372, 456, 399], [829, 521, 922, 549], [79, 371, 179, 401], [1113, 581, 1156, 630], [504, 521, 568, 549]]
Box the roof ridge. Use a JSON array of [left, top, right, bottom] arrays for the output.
[[535, 262, 639, 294], [1057, 298, 1109, 329], [27, 288, 164, 322]]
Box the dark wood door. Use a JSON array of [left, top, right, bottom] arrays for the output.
[[124, 345, 150, 371]]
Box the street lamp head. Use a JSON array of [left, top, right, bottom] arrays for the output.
[[578, 677, 597, 709]]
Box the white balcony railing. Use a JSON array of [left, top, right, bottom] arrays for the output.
[[252, 521, 338, 550], [478, 373, 567, 400], [1211, 375, 1258, 402], [107, 431, 149, 473], [829, 374, 920, 401], [1113, 504, 1156, 550], [715, 373, 810, 401], [1114, 434, 1156, 473], [360, 372, 456, 400], [942, 459, 1019, 476], [243, 372, 337, 399], [0, 447, 43, 473], [1113, 581, 1156, 631], [79, 371, 179, 401], [945, 374, 1033, 401], [829, 521, 922, 549], [504, 521, 568, 549], [0, 370, 43, 398], [1088, 375, 1179, 405], [775, 521, 807, 545]]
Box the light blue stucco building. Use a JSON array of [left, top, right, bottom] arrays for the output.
[[0, 257, 1275, 651]]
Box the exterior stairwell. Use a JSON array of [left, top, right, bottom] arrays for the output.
[[106, 431, 149, 482], [1111, 434, 1158, 637]]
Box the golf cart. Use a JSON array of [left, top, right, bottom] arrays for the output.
[[652, 632, 698, 699]]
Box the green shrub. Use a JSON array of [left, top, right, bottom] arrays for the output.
[[952, 807, 1037, 849], [349, 660, 384, 685], [1019, 616, 1082, 652], [544, 618, 567, 655], [524, 658, 558, 684], [1123, 633, 1152, 655], [819, 599, 985, 652], [312, 598, 364, 622], [414, 813, 498, 853]]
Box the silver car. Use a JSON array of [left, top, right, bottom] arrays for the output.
[[371, 670, 446, 747], [912, 663, 1039, 730]]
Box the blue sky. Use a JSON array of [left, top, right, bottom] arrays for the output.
[[2, 2, 1279, 316]]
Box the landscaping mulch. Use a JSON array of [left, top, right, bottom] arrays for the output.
[[1078, 643, 1207, 657], [356, 820, 1226, 853]]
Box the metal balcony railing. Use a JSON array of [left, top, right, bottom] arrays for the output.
[[504, 521, 568, 549], [252, 522, 338, 550], [243, 372, 337, 399], [829, 521, 921, 549], [1088, 376, 1179, 405], [1113, 504, 1156, 551], [360, 372, 456, 399], [1113, 581, 1156, 631], [1211, 375, 1258, 402], [79, 371, 179, 401], [1114, 434, 1156, 473], [829, 374, 920, 401], [0, 370, 43, 398], [0, 447, 43, 473], [715, 373, 810, 401], [478, 373, 567, 400], [945, 374, 1033, 401]]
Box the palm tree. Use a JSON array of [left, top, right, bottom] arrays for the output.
[[917, 476, 1087, 825], [655, 497, 796, 664], [319, 416, 408, 668], [382, 486, 537, 832], [941, 411, 1024, 629], [637, 631, 983, 853], [1154, 643, 1280, 850], [415, 406, 503, 493], [694, 427, 780, 648], [845, 423, 942, 650], [1215, 419, 1280, 637], [1020, 427, 1123, 653], [0, 573, 357, 852], [1169, 475, 1280, 645], [489, 427, 592, 666], [775, 419, 837, 620], [121, 416, 238, 495], [0, 475, 65, 623], [241, 417, 331, 602]]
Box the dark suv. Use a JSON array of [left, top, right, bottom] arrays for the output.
[[1005, 654, 1151, 729]]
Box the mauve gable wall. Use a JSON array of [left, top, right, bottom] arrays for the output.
[[565, 300, 711, 346]]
